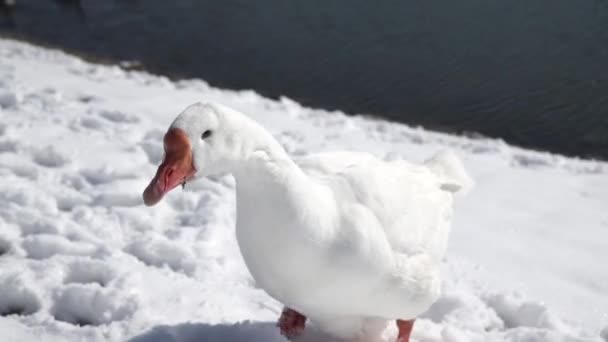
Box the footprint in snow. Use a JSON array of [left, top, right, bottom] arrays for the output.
[[79, 116, 106, 130], [60, 173, 89, 191], [9, 163, 39, 180], [0, 276, 42, 317], [24, 88, 62, 108], [0, 238, 11, 257], [21, 234, 98, 260], [0, 139, 19, 153], [125, 237, 196, 275], [99, 110, 140, 124], [0, 156, 38, 180], [54, 187, 92, 211], [64, 260, 115, 287], [93, 191, 143, 208], [482, 293, 566, 331], [52, 284, 138, 326], [0, 186, 58, 215], [0, 91, 20, 109], [76, 94, 99, 104], [80, 166, 138, 185], [32, 145, 71, 168], [421, 291, 504, 332], [19, 215, 62, 235]]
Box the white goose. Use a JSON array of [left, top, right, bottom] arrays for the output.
[[142, 103, 471, 342]]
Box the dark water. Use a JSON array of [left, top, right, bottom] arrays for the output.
[[2, 0, 608, 160]]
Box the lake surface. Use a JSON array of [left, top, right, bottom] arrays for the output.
[[1, 0, 607, 159]]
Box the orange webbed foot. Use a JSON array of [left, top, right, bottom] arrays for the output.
[[277, 307, 307, 340], [396, 319, 415, 342]]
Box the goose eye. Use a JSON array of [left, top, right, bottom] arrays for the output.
[[201, 130, 213, 140]]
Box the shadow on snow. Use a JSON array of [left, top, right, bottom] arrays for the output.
[[127, 321, 337, 342]]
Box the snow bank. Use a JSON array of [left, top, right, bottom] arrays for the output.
[[0, 38, 606, 341], [52, 284, 139, 326]]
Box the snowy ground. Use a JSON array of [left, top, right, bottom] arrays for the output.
[[0, 38, 606, 342]]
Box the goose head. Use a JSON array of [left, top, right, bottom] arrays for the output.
[[142, 102, 249, 206]]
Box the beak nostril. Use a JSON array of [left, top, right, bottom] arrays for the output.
[[165, 168, 174, 185]]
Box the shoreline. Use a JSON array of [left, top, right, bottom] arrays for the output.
[[1, 35, 606, 166]]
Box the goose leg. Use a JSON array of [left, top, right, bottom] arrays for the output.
[[396, 319, 415, 342], [277, 307, 307, 339]]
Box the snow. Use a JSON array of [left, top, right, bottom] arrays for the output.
[[0, 38, 606, 341]]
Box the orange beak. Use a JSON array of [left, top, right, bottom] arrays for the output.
[[143, 128, 196, 206]]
